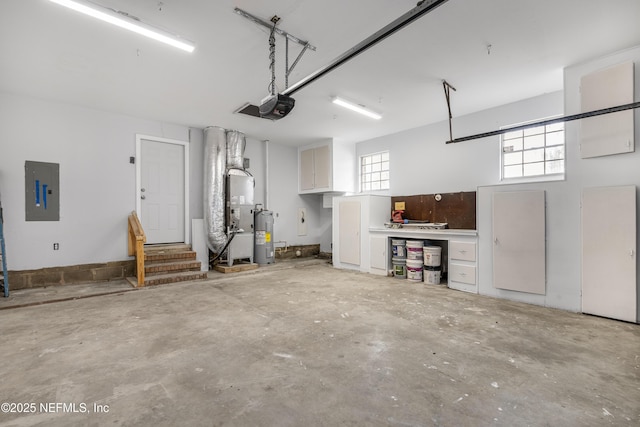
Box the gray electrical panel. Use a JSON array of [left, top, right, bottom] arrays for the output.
[[25, 161, 59, 221]]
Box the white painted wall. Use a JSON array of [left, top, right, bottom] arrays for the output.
[[188, 128, 204, 229], [192, 130, 331, 254], [479, 46, 640, 320], [0, 92, 191, 270], [356, 46, 639, 321], [266, 142, 332, 252], [0, 94, 331, 272], [356, 91, 564, 195]]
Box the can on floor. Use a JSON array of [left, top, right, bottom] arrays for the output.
[[424, 267, 441, 285], [406, 259, 423, 282], [392, 257, 406, 279]]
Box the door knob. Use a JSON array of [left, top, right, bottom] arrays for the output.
[[141, 188, 146, 192], [141, 195, 146, 200]]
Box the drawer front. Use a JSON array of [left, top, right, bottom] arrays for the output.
[[449, 241, 476, 262], [449, 263, 476, 285]]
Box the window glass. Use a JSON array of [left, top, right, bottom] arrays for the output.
[[360, 151, 390, 192], [503, 139, 523, 152], [524, 125, 545, 137], [503, 164, 523, 178], [523, 148, 544, 163], [545, 146, 564, 160], [523, 134, 545, 149], [546, 160, 565, 174], [503, 152, 521, 166], [501, 120, 564, 181], [546, 131, 564, 146], [524, 162, 544, 176]]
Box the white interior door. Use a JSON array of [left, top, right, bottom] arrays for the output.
[[138, 137, 187, 244], [339, 201, 361, 265], [582, 185, 636, 322], [492, 191, 546, 294]]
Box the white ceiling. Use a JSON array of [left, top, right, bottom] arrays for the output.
[[1, 0, 639, 146]]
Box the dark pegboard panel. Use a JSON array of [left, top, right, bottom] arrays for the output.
[[391, 191, 476, 230]]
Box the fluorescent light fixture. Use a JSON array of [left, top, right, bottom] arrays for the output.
[[332, 97, 382, 120], [48, 0, 195, 53]]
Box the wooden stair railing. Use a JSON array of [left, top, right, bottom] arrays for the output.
[[128, 211, 146, 286]]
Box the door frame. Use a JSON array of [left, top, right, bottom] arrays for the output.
[[135, 134, 190, 245]]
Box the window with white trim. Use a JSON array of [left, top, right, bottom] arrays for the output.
[[501, 121, 565, 180], [360, 151, 389, 192]]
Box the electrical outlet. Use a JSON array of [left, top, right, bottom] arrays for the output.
[[53, 243, 59, 250], [297, 208, 307, 236]]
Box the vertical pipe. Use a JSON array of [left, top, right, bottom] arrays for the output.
[[264, 140, 270, 211]]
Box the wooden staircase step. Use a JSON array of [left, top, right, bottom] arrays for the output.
[[145, 260, 202, 275], [143, 270, 208, 286], [129, 242, 207, 288]]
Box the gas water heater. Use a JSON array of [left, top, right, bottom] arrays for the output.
[[254, 208, 274, 265]]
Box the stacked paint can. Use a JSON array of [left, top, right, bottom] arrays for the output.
[[391, 239, 406, 279], [406, 240, 424, 282], [423, 244, 442, 285]]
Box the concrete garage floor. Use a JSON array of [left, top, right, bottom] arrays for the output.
[[0, 259, 638, 427]]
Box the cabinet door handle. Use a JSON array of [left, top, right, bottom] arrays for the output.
[[631, 249, 635, 257], [459, 250, 467, 254], [459, 272, 467, 277]]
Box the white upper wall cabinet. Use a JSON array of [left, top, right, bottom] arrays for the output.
[[298, 139, 355, 194], [580, 61, 635, 158]]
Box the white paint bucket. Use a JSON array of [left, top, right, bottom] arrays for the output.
[[391, 239, 406, 259], [424, 267, 441, 285], [406, 259, 423, 282], [423, 245, 442, 267], [392, 258, 406, 279], [406, 240, 424, 261]]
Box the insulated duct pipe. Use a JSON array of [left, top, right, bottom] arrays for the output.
[[203, 126, 228, 253], [226, 130, 245, 170]]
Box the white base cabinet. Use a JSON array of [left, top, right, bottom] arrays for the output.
[[332, 195, 391, 273], [448, 239, 478, 293], [368, 228, 479, 293], [369, 235, 388, 276]]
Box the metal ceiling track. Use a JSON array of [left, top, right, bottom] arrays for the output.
[[234, 8, 316, 51], [282, 0, 450, 96], [445, 101, 640, 144], [235, 7, 315, 90]]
